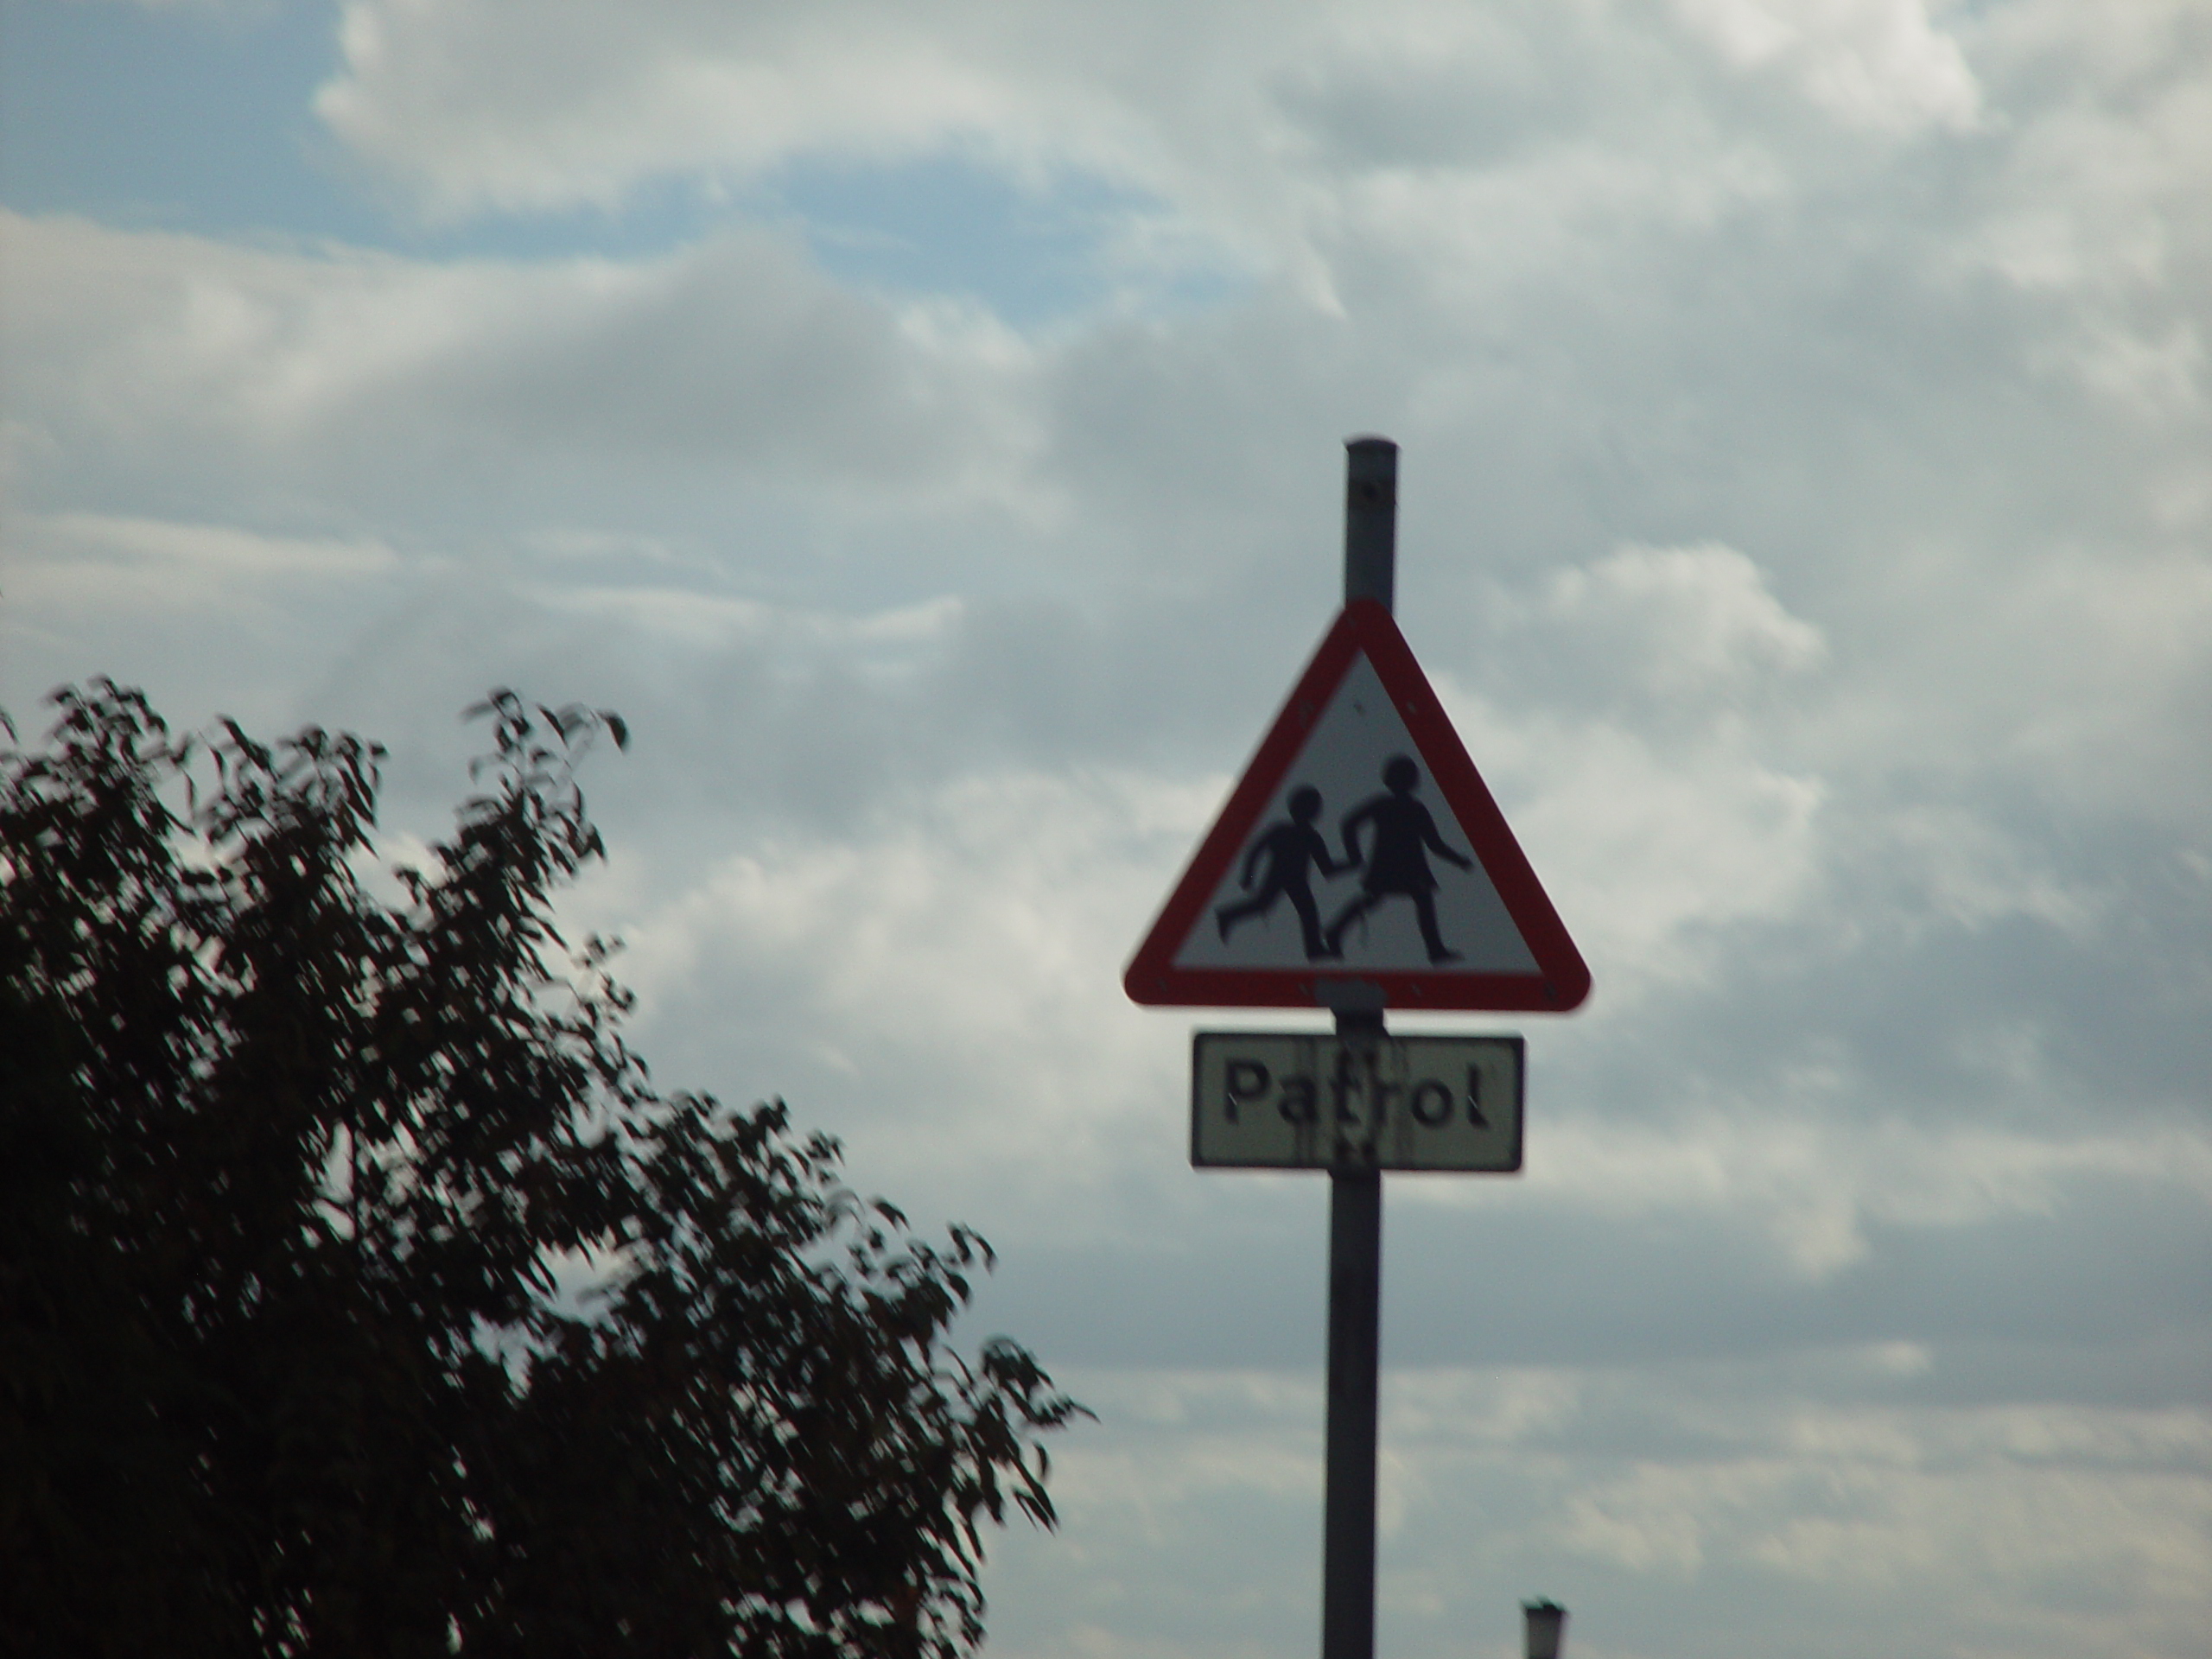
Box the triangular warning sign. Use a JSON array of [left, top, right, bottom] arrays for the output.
[[1125, 601, 1589, 1012]]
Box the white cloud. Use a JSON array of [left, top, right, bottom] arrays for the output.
[[1673, 0, 1983, 132], [314, 0, 1183, 220], [0, 210, 1046, 522], [1510, 1109, 2212, 1276], [1541, 543, 1827, 701], [528, 584, 966, 655], [570, 762, 1214, 1212], [1484, 715, 1825, 995], [3, 511, 397, 600], [1427, 543, 1832, 1001]]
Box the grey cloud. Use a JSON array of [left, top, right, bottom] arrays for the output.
[[1265, 12, 1602, 172], [415, 234, 1019, 478], [970, 1166, 2209, 1405]]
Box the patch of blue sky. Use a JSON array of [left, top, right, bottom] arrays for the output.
[[0, 0, 690, 257], [0, 0, 1242, 324], [0, 0, 369, 240]]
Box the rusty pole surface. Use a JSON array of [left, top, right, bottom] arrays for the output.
[[1320, 435, 1395, 1659]]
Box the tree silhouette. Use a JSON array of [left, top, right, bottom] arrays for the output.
[[0, 682, 1080, 1659]]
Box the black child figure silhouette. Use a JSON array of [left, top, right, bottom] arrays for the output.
[[1323, 754, 1474, 963], [1215, 785, 1347, 960]]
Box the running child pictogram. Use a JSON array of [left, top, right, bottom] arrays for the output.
[[1323, 754, 1473, 963], [1214, 785, 1347, 960]]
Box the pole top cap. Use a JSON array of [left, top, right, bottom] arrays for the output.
[[1522, 1599, 1567, 1659]]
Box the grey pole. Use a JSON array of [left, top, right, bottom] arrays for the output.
[[1343, 436, 1397, 611], [1321, 435, 1395, 1659]]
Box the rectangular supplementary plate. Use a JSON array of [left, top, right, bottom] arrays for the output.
[[1191, 1031, 1523, 1173]]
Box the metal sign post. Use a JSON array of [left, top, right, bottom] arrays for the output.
[[1323, 437, 1395, 1659], [1322, 1016, 1382, 1659]]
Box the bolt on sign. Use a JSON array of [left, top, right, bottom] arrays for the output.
[[1192, 1032, 1523, 1172]]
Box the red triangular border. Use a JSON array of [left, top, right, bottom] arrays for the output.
[[1123, 601, 1590, 1012]]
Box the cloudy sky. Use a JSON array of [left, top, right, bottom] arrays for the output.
[[4, 0, 2209, 1653]]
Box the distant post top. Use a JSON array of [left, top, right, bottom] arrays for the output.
[[1343, 436, 1397, 613]]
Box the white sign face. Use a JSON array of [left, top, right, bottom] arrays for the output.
[[1191, 1031, 1523, 1172], [1169, 656, 1540, 978]]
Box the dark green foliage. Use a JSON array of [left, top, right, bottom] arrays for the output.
[[0, 683, 1081, 1658]]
